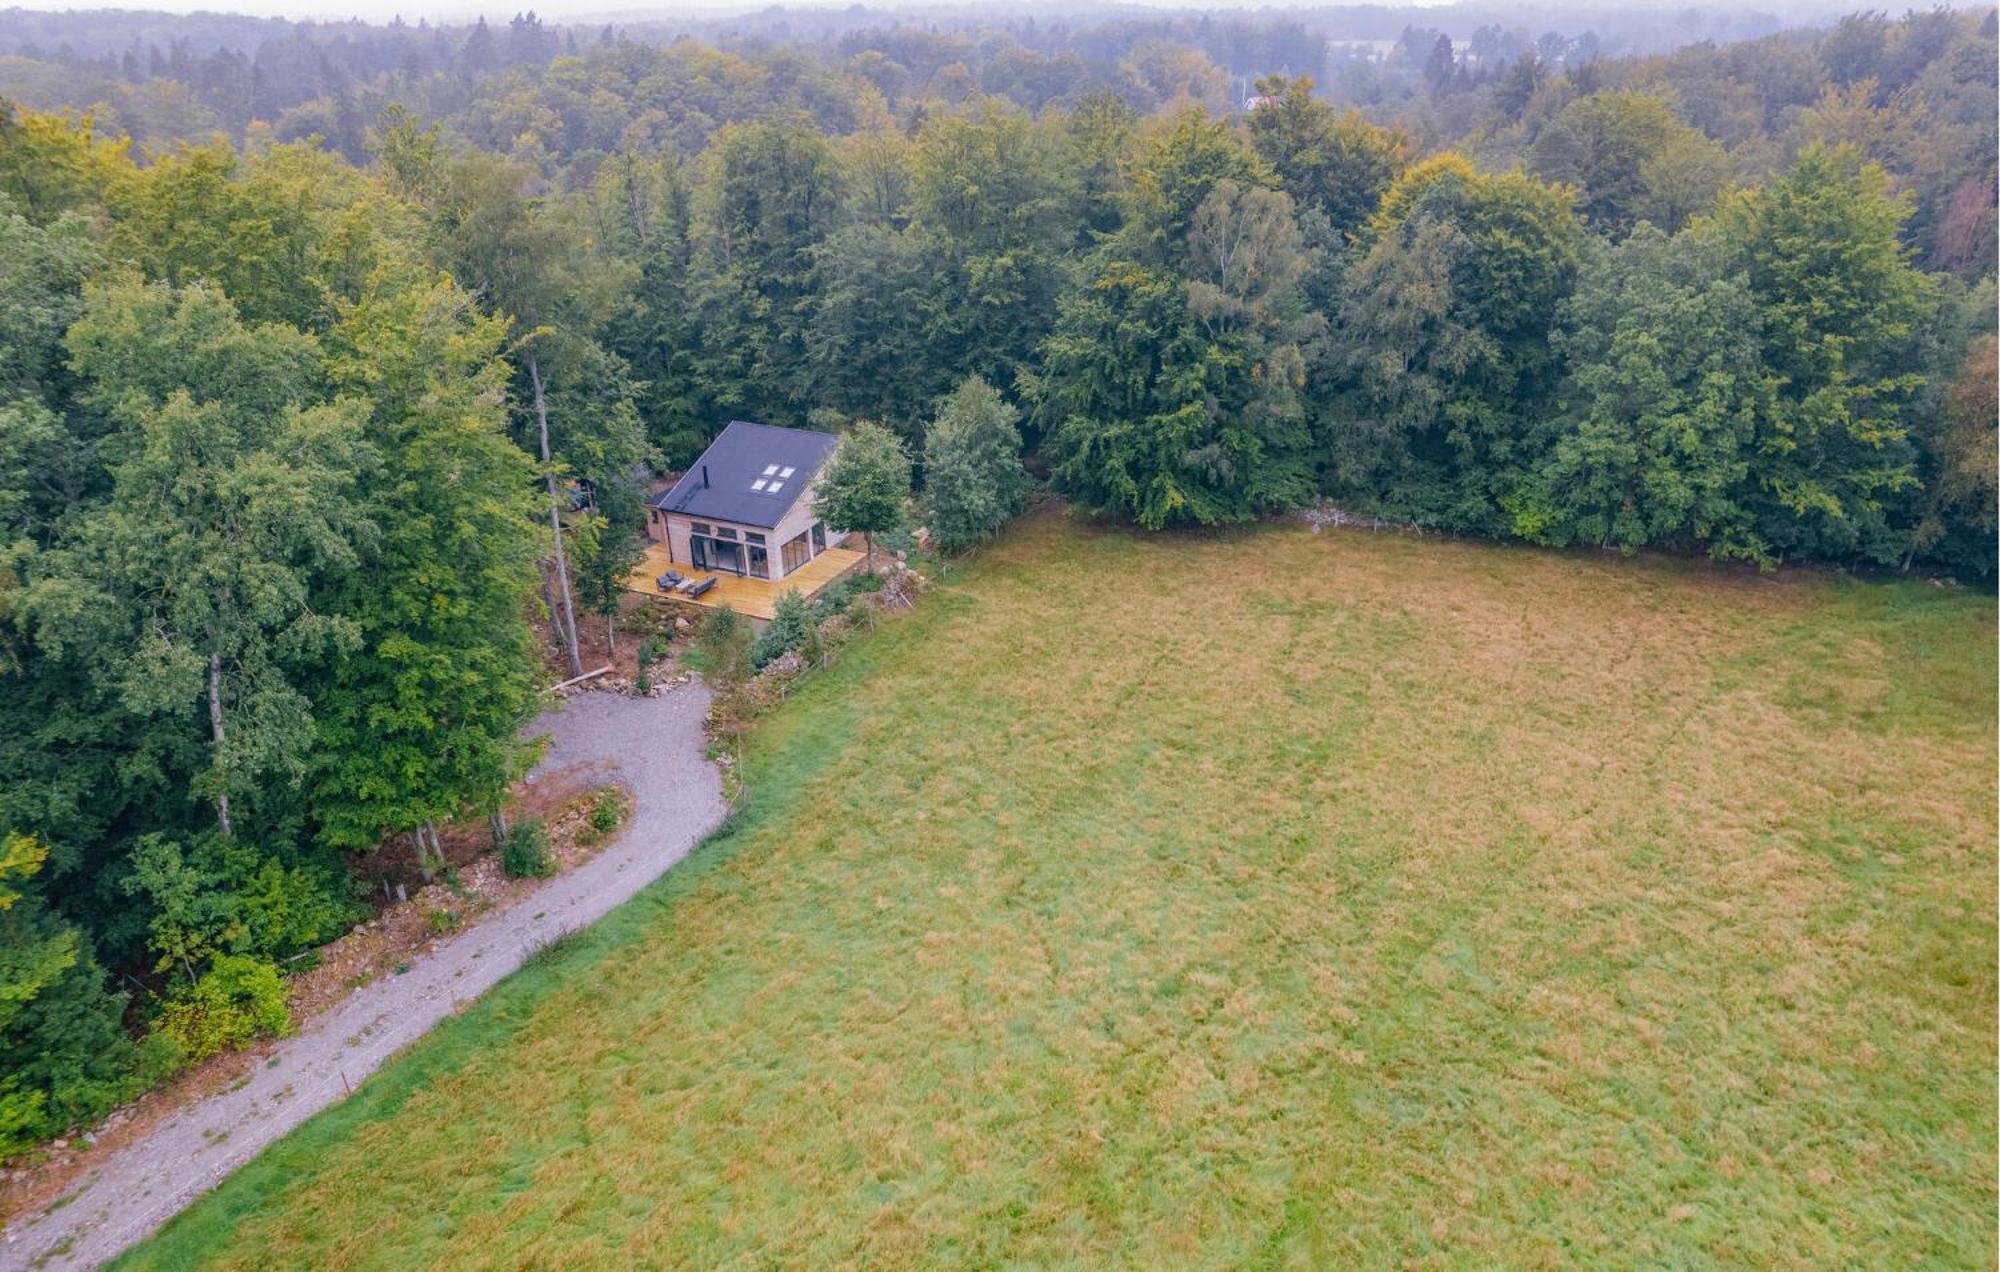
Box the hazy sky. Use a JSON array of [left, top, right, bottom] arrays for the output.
[[100, 1, 742, 20], [88, 0, 1463, 24]]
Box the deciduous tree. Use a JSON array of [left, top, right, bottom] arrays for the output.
[[311, 277, 545, 865], [1719, 144, 1935, 563], [1245, 75, 1406, 241], [923, 376, 1029, 553], [817, 421, 911, 568]]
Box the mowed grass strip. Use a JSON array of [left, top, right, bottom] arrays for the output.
[[124, 512, 1996, 1269]]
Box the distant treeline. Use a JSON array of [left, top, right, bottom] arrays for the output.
[[2, 2, 1821, 156]]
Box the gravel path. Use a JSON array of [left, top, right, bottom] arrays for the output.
[[1, 686, 725, 1271]]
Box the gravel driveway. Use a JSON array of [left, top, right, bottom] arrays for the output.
[[0, 685, 725, 1271]]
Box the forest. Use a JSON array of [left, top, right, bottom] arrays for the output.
[[0, 2, 1995, 1157]]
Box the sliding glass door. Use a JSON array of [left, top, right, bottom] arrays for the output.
[[688, 522, 771, 578], [781, 533, 810, 575]]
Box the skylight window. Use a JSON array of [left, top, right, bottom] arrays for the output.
[[767, 481, 785, 494], [750, 479, 769, 491], [779, 466, 796, 478], [762, 464, 780, 476]]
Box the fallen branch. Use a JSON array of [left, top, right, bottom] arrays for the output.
[[546, 666, 613, 694]]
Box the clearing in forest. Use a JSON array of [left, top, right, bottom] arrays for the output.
[[123, 510, 1997, 1268]]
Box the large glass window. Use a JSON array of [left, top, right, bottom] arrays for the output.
[[811, 522, 827, 553], [781, 534, 809, 575], [691, 533, 745, 574]]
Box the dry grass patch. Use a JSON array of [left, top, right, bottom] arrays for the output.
[[123, 511, 1996, 1269]]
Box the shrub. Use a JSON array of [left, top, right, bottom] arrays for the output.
[[798, 619, 825, 670], [578, 789, 625, 847], [425, 907, 461, 935], [806, 572, 880, 624], [500, 820, 554, 879], [751, 589, 813, 669], [125, 831, 361, 971], [153, 954, 291, 1065], [636, 635, 668, 668], [691, 605, 753, 685], [588, 789, 622, 833], [877, 524, 920, 560], [0, 833, 148, 1158], [634, 670, 652, 696]]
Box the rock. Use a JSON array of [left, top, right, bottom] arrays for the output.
[[674, 617, 691, 633], [51, 1139, 67, 1150]]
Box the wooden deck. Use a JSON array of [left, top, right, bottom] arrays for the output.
[[622, 540, 867, 621]]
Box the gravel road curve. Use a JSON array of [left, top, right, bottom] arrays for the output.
[[1, 686, 724, 1271]]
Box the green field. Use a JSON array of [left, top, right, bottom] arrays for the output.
[[126, 513, 1997, 1268]]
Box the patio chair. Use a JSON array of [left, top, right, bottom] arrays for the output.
[[686, 576, 717, 599], [656, 571, 682, 592]]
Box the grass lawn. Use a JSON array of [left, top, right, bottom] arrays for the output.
[[123, 511, 1996, 1268]]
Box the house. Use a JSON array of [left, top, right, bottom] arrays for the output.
[[646, 420, 849, 577], [627, 421, 863, 620]]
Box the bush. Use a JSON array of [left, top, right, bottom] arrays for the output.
[[588, 789, 622, 832], [809, 570, 881, 623], [634, 670, 652, 696], [425, 908, 461, 935], [636, 635, 669, 668], [0, 833, 149, 1157], [500, 820, 554, 879], [124, 831, 361, 970], [751, 589, 813, 669], [877, 524, 920, 560], [578, 789, 625, 847], [153, 954, 291, 1065], [691, 605, 753, 685]]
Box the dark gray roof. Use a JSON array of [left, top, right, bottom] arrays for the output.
[[647, 421, 837, 529]]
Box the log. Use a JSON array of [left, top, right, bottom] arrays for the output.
[[547, 666, 614, 694]]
